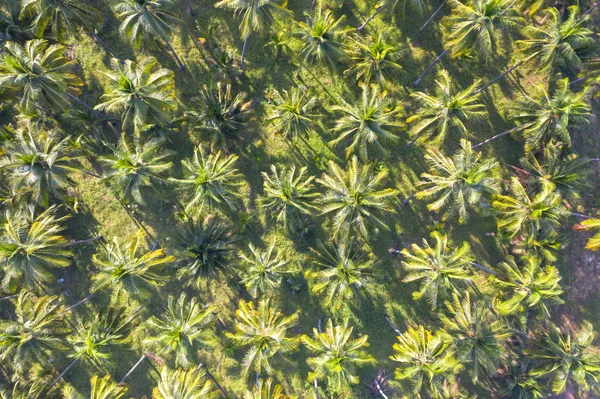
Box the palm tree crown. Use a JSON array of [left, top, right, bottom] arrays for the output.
[[152, 366, 218, 399], [244, 378, 288, 399], [113, 0, 180, 48], [266, 86, 318, 142], [295, 8, 348, 70], [344, 32, 403, 86]]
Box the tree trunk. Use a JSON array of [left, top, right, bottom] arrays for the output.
[[472, 127, 520, 149], [469, 261, 497, 276], [164, 40, 186, 71], [413, 48, 450, 87], [59, 295, 94, 317], [584, 0, 600, 14], [314, 378, 320, 399], [48, 358, 78, 390], [240, 33, 250, 70], [120, 354, 147, 383], [403, 194, 415, 205], [571, 212, 592, 219], [0, 294, 18, 301], [311, 0, 318, 14], [384, 315, 402, 335], [90, 32, 119, 59], [69, 235, 103, 246], [419, 2, 445, 33], [65, 93, 99, 114], [198, 364, 232, 398], [373, 379, 389, 399], [476, 61, 523, 93], [357, 6, 385, 31]]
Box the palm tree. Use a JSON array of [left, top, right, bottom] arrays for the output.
[[0, 128, 80, 206], [527, 321, 600, 395], [444, 0, 523, 61], [302, 319, 374, 393], [401, 231, 473, 309], [358, 0, 428, 31], [0, 0, 31, 46], [215, 0, 286, 69], [244, 378, 288, 399], [0, 292, 67, 373], [89, 375, 128, 399], [95, 58, 176, 134], [416, 139, 500, 224], [492, 178, 570, 245], [516, 6, 595, 74], [440, 292, 511, 383], [317, 157, 399, 240], [574, 216, 600, 251], [0, 39, 83, 113], [407, 70, 485, 146], [344, 32, 403, 86], [510, 78, 591, 150], [308, 239, 376, 309], [174, 215, 237, 284], [144, 293, 216, 368], [184, 82, 253, 152], [91, 231, 173, 304], [259, 165, 318, 230], [152, 366, 218, 399], [226, 298, 299, 377], [113, 0, 185, 69], [172, 145, 242, 213], [238, 240, 298, 298], [390, 325, 458, 398], [330, 85, 400, 160], [266, 86, 318, 145], [101, 134, 174, 205], [490, 255, 564, 316], [0, 205, 71, 290]]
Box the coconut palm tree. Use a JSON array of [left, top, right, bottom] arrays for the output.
[[215, 0, 286, 69], [0, 39, 83, 113], [358, 0, 428, 31], [89, 375, 128, 399], [0, 205, 71, 291], [527, 321, 600, 395], [0, 292, 67, 374], [0, 128, 80, 206], [95, 58, 176, 134], [490, 255, 564, 316], [171, 145, 242, 213], [401, 231, 473, 309], [174, 215, 237, 284], [308, 239, 376, 309], [492, 178, 570, 244], [344, 32, 403, 86], [184, 82, 253, 152], [416, 139, 500, 224], [516, 6, 595, 74], [440, 292, 511, 383], [113, 0, 185, 69], [244, 378, 288, 399], [329, 85, 400, 160], [266, 86, 318, 145], [390, 325, 458, 398], [101, 134, 174, 205], [317, 157, 399, 240], [510, 78, 591, 150], [144, 293, 216, 368], [238, 240, 298, 298], [91, 231, 173, 304], [0, 0, 31, 46], [444, 0, 523, 61], [259, 165, 318, 230], [302, 319, 374, 393], [152, 366, 218, 399], [226, 298, 299, 377], [407, 70, 485, 146], [575, 216, 600, 251]]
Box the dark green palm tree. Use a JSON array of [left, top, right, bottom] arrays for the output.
[[226, 298, 299, 377], [184, 82, 253, 152], [239, 240, 298, 298], [0, 128, 80, 206], [144, 293, 216, 368], [244, 378, 288, 399], [416, 139, 500, 224], [113, 0, 185, 69], [95, 58, 176, 134], [101, 134, 174, 205], [390, 325, 458, 398], [344, 32, 403, 86], [266, 86, 318, 144], [0, 205, 71, 290], [330, 85, 400, 160], [172, 145, 242, 213], [401, 231, 473, 309], [440, 292, 511, 383], [152, 366, 218, 399], [259, 165, 318, 230], [510, 78, 591, 150], [91, 231, 173, 304], [0, 0, 31, 46], [527, 321, 600, 395], [0, 39, 83, 112], [0, 292, 67, 373], [407, 70, 485, 146], [302, 319, 374, 393], [308, 239, 376, 309], [317, 157, 399, 240], [490, 255, 564, 316], [174, 215, 237, 284]]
